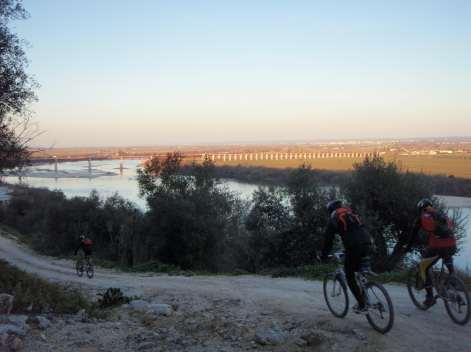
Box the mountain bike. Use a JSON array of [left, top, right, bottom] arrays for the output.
[[76, 255, 94, 279], [407, 258, 470, 325], [323, 252, 394, 334]]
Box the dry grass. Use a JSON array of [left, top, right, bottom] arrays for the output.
[[209, 155, 471, 178]]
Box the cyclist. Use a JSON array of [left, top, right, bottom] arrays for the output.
[[75, 235, 93, 264], [321, 200, 373, 314], [408, 198, 457, 307]]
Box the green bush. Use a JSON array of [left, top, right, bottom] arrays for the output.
[[245, 165, 331, 271], [97, 288, 132, 309], [126, 261, 181, 273], [138, 153, 246, 271]]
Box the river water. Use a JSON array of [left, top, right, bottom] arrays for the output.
[[3, 159, 470, 270]]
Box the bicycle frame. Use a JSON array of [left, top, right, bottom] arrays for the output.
[[330, 252, 369, 295]]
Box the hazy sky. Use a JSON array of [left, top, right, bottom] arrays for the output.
[[16, 0, 471, 147]]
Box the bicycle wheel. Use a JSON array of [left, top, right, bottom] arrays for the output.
[[75, 260, 84, 277], [86, 263, 94, 279], [365, 282, 394, 334], [323, 273, 349, 318], [443, 276, 470, 325], [407, 268, 429, 311]]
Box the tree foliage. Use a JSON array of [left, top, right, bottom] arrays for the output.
[[343, 156, 450, 271], [0, 0, 37, 172], [138, 153, 245, 271], [245, 165, 330, 270]]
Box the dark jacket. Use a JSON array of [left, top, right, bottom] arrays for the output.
[[321, 207, 372, 258], [75, 239, 93, 255]]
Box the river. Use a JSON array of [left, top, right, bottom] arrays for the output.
[[3, 159, 470, 270]]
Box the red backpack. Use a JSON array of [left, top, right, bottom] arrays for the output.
[[335, 207, 362, 232], [83, 239, 93, 249], [420, 210, 456, 248]]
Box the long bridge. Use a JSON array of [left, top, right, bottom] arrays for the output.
[[201, 151, 382, 162]]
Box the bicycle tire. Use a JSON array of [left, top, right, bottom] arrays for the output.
[[323, 273, 349, 318], [86, 264, 94, 279], [406, 268, 429, 311], [365, 282, 394, 334], [76, 260, 84, 277], [443, 275, 471, 325]]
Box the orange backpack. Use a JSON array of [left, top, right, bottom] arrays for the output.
[[336, 207, 362, 232]]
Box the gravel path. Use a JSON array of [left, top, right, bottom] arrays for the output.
[[0, 233, 469, 352]]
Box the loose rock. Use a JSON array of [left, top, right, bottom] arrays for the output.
[[128, 300, 150, 312], [254, 326, 287, 346], [27, 316, 51, 330], [0, 324, 28, 338], [146, 304, 173, 317]]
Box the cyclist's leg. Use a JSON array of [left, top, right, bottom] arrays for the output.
[[77, 250, 85, 269], [344, 249, 365, 309], [85, 252, 92, 266], [358, 245, 372, 273], [420, 248, 440, 303], [442, 247, 457, 275]]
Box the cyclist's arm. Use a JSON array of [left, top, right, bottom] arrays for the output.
[[321, 222, 337, 260]]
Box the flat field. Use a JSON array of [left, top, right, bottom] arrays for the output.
[[211, 155, 471, 178]]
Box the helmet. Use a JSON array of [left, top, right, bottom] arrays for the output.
[[417, 198, 433, 212], [326, 200, 342, 214], [79, 235, 85, 240]]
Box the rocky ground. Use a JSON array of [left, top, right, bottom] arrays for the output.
[[17, 293, 374, 352]]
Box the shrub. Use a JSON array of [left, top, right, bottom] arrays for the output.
[[138, 153, 245, 271], [97, 288, 132, 309]]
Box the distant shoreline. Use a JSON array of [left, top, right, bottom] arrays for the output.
[[2, 169, 118, 179]]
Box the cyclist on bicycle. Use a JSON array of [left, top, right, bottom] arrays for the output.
[[321, 200, 373, 314], [75, 235, 93, 260], [408, 198, 457, 307]]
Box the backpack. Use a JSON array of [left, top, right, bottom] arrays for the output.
[[336, 207, 362, 232], [432, 212, 454, 239], [83, 239, 93, 248], [421, 210, 454, 239]]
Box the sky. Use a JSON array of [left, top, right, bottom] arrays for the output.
[[14, 0, 471, 147]]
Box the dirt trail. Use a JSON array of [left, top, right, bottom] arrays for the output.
[[0, 234, 469, 352]]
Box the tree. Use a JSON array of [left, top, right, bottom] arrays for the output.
[[245, 187, 291, 271], [343, 156, 435, 271], [138, 153, 244, 271], [245, 165, 330, 270], [0, 0, 37, 172]]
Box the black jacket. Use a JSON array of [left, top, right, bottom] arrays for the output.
[[321, 207, 371, 258], [75, 240, 92, 255]]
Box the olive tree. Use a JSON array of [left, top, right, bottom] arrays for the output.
[[0, 0, 38, 172]]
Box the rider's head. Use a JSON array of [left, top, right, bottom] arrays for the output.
[[326, 200, 342, 214], [417, 198, 433, 213], [79, 235, 85, 241]]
